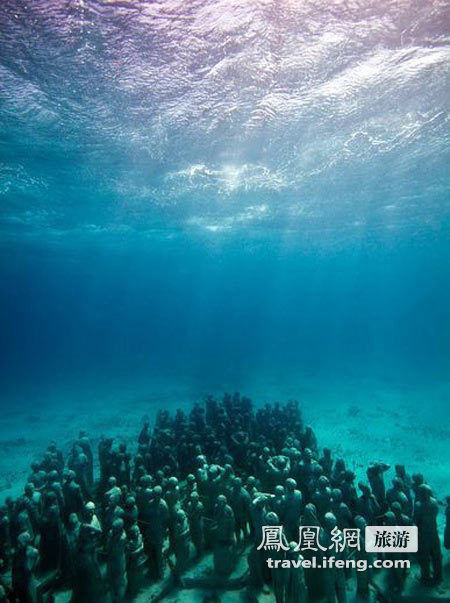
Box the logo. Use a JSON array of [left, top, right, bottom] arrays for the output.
[[365, 526, 418, 553]]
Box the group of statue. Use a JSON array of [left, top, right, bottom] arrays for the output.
[[0, 393, 448, 602]]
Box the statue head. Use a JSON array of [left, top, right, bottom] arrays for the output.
[[323, 512, 337, 530], [285, 478, 297, 492], [216, 494, 227, 508], [318, 475, 330, 490]]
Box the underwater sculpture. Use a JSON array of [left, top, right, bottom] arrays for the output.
[[106, 518, 128, 603], [367, 461, 391, 507], [283, 478, 303, 541], [414, 484, 442, 586], [185, 490, 205, 559], [124, 523, 145, 597], [143, 484, 169, 580], [11, 532, 39, 603], [172, 509, 191, 576], [321, 512, 347, 603], [72, 519, 105, 602], [211, 494, 236, 576], [0, 393, 448, 602]]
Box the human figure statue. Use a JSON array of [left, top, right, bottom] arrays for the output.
[[45, 470, 65, 515], [138, 420, 151, 447], [106, 518, 128, 603], [63, 470, 84, 521], [284, 478, 303, 541], [330, 489, 352, 530], [414, 484, 442, 585], [395, 464, 413, 513], [321, 512, 347, 603], [330, 458, 346, 489], [195, 455, 209, 500], [230, 477, 251, 542], [386, 477, 409, 514], [39, 499, 63, 573], [173, 509, 191, 576], [126, 524, 146, 598], [122, 496, 138, 531], [301, 425, 318, 455], [98, 436, 114, 490], [212, 495, 236, 576], [390, 501, 411, 526], [340, 470, 358, 512], [300, 503, 323, 598], [312, 475, 332, 518], [61, 513, 80, 586], [383, 511, 408, 592], [356, 482, 380, 524], [367, 462, 390, 507], [104, 491, 125, 537], [250, 495, 269, 546], [28, 463, 46, 492], [185, 491, 205, 558], [271, 485, 286, 524], [412, 473, 425, 501], [230, 429, 249, 469], [166, 476, 181, 550], [68, 444, 91, 499], [246, 475, 260, 500], [287, 542, 308, 603], [267, 456, 290, 491], [296, 448, 317, 494], [23, 484, 41, 535], [11, 532, 39, 603], [146, 485, 169, 580], [184, 474, 197, 501], [40, 451, 59, 476], [265, 511, 290, 603], [105, 476, 122, 503], [206, 465, 223, 514], [136, 475, 153, 508], [84, 501, 102, 531], [72, 522, 105, 603], [137, 487, 152, 563], [132, 454, 147, 485], [319, 448, 333, 477], [11, 498, 35, 546], [258, 447, 271, 491], [353, 515, 373, 599], [113, 443, 131, 487], [78, 433, 94, 490]]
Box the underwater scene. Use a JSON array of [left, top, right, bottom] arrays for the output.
[[0, 0, 449, 601]]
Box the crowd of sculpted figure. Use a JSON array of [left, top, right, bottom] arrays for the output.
[[0, 393, 447, 603]]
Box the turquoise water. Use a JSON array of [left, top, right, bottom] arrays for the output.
[[0, 0, 449, 495], [1, 233, 449, 396]]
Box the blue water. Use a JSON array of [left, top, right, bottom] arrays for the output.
[[0, 0, 449, 495], [1, 233, 449, 397]]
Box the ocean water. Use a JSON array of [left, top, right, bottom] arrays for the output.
[[0, 0, 449, 502]]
